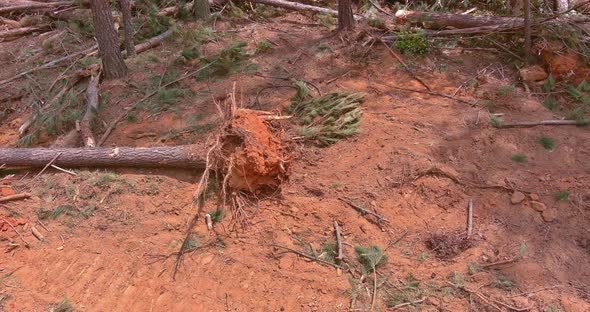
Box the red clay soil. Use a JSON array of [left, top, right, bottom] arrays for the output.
[[1, 12, 590, 312], [224, 109, 289, 194]]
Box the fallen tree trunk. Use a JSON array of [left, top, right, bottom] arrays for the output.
[[395, 10, 523, 29], [0, 146, 206, 169], [0, 25, 47, 40], [0, 1, 74, 15]]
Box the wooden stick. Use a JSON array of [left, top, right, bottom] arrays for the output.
[[0, 26, 48, 40], [271, 244, 342, 269], [2, 218, 29, 247], [338, 197, 389, 222], [97, 62, 214, 146], [389, 297, 426, 310], [32, 152, 62, 181], [481, 258, 519, 268], [389, 86, 476, 106], [379, 39, 432, 91], [499, 120, 582, 128], [486, 37, 524, 61], [467, 199, 473, 239], [0, 1, 74, 14], [0, 193, 31, 203], [334, 221, 343, 262], [31, 226, 44, 241], [508, 285, 561, 298], [80, 74, 100, 147], [50, 164, 77, 175]]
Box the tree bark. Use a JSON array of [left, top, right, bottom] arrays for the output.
[[80, 74, 100, 147], [0, 146, 206, 169], [90, 0, 127, 79], [119, 0, 135, 57], [395, 10, 524, 30], [193, 0, 210, 20], [524, 0, 532, 63], [338, 0, 354, 30]]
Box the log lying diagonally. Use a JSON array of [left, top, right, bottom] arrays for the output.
[[0, 146, 206, 169]]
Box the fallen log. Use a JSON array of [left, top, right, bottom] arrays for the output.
[[0, 1, 74, 15], [0, 146, 206, 169], [0, 25, 47, 40], [395, 10, 523, 30], [0, 193, 31, 203], [499, 120, 583, 128], [250, 0, 362, 19]]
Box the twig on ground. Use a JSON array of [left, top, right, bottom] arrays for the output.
[[32, 152, 62, 181], [368, 0, 394, 16], [389, 297, 426, 310], [98, 62, 215, 146], [486, 37, 524, 61], [467, 199, 473, 239], [499, 120, 582, 128], [31, 226, 44, 241], [2, 219, 29, 247], [338, 197, 389, 223], [389, 86, 476, 106], [325, 70, 351, 85], [50, 164, 77, 176], [37, 219, 50, 232], [0, 193, 31, 204], [379, 39, 432, 91], [481, 258, 520, 268], [334, 221, 343, 262], [508, 285, 562, 298], [271, 244, 342, 269]]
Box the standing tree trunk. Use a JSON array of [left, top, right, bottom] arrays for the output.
[[338, 0, 354, 30], [193, 0, 210, 20], [119, 0, 135, 57], [90, 0, 128, 79], [524, 0, 531, 63]]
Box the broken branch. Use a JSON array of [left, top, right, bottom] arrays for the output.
[[0, 193, 32, 203], [338, 197, 389, 223], [271, 243, 342, 269]]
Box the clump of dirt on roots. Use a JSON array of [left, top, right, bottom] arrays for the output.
[[221, 108, 289, 194]]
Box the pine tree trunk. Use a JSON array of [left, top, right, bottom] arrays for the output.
[[0, 146, 206, 169], [338, 0, 354, 30], [90, 0, 128, 79], [193, 0, 210, 20], [119, 0, 135, 57], [524, 0, 532, 63]]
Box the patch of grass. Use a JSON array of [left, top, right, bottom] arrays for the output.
[[53, 296, 73, 312], [127, 114, 139, 123], [450, 271, 464, 288], [517, 241, 528, 259], [198, 41, 251, 80], [542, 97, 558, 110], [467, 262, 481, 275], [417, 252, 428, 263], [492, 274, 514, 289], [386, 276, 424, 308], [315, 13, 335, 28], [368, 18, 386, 30], [144, 87, 188, 113], [567, 107, 586, 122], [511, 153, 528, 163], [255, 40, 273, 54], [181, 233, 200, 252], [497, 84, 515, 96], [489, 115, 503, 128], [320, 240, 337, 263], [355, 245, 387, 276], [543, 74, 555, 92], [394, 31, 429, 55], [554, 190, 570, 201], [539, 136, 555, 150], [37, 205, 76, 220], [140, 51, 162, 63], [209, 208, 224, 223], [181, 47, 200, 60]]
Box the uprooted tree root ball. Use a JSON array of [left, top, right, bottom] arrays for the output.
[[192, 92, 291, 224]]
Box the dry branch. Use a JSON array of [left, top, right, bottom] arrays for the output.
[[334, 221, 343, 262], [0, 25, 48, 40], [499, 120, 582, 128], [0, 1, 74, 15], [271, 244, 342, 269], [0, 193, 31, 203], [0, 146, 206, 169], [250, 0, 362, 19], [466, 199, 473, 239], [80, 74, 99, 147], [388, 86, 476, 106], [338, 197, 389, 222]]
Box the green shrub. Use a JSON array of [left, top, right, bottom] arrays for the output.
[[394, 31, 429, 55]]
